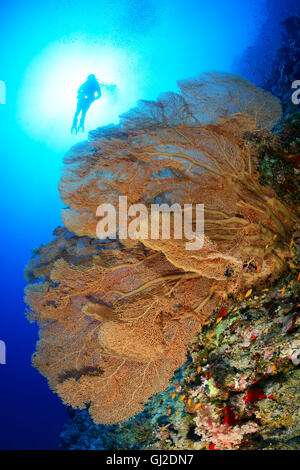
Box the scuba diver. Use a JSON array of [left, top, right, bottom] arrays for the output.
[[71, 74, 101, 134]]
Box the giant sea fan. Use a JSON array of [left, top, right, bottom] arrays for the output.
[[25, 72, 299, 424]]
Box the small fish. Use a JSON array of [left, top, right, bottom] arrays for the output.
[[167, 408, 171, 416], [175, 411, 179, 416], [263, 327, 269, 334], [245, 289, 252, 298], [187, 399, 192, 407], [281, 287, 285, 297], [273, 234, 278, 241], [263, 288, 269, 292], [197, 366, 201, 374], [216, 317, 222, 324], [171, 393, 176, 400], [179, 395, 186, 402], [297, 273, 300, 284], [207, 332, 215, 339], [256, 265, 261, 273], [194, 403, 202, 411], [232, 306, 238, 312], [290, 239, 294, 249]]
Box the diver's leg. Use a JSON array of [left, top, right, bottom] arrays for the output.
[[71, 100, 82, 133], [78, 100, 92, 131]]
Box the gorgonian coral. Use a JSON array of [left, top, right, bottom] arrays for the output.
[[25, 72, 299, 425]]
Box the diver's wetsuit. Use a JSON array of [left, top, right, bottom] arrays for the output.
[[72, 77, 101, 132]]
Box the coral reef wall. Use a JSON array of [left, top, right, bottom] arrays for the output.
[[25, 71, 299, 432], [232, 1, 300, 88], [264, 14, 300, 114], [60, 111, 300, 450]]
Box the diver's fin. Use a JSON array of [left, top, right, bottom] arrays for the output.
[[71, 115, 79, 135], [78, 124, 85, 133]]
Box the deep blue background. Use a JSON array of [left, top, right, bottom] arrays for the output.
[[0, 0, 299, 450]]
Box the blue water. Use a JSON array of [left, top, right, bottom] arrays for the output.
[[0, 0, 299, 450]]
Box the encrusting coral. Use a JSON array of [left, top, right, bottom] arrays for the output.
[[25, 72, 299, 425]]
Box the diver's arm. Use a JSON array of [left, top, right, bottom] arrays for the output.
[[77, 84, 85, 99], [94, 84, 102, 100]]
